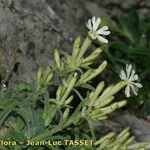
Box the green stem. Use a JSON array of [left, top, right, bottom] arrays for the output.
[[31, 110, 82, 141], [87, 120, 96, 141], [45, 107, 60, 127], [31, 118, 77, 141], [31, 124, 63, 141]]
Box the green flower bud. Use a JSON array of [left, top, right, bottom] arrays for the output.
[[56, 86, 63, 101], [92, 101, 127, 119], [97, 81, 126, 105], [59, 73, 77, 105], [41, 66, 52, 84], [82, 47, 102, 64], [83, 61, 107, 83], [117, 132, 130, 143], [111, 143, 121, 150], [95, 96, 114, 108], [76, 70, 92, 86], [100, 101, 126, 115], [45, 72, 53, 84], [117, 128, 130, 138], [128, 143, 149, 149], [37, 67, 42, 84], [124, 136, 135, 146], [77, 36, 92, 61], [89, 81, 105, 107], [54, 49, 61, 68], [65, 95, 74, 105], [94, 132, 115, 146], [63, 108, 70, 121], [72, 36, 81, 60]]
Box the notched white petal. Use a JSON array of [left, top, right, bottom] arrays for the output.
[[132, 82, 143, 88], [86, 16, 110, 43], [119, 64, 142, 97], [130, 84, 138, 95], [97, 35, 108, 44], [120, 70, 127, 80], [125, 85, 130, 97], [94, 17, 101, 30], [126, 64, 132, 78]]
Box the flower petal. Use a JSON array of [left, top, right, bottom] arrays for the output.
[[132, 74, 138, 81], [132, 82, 143, 88], [126, 64, 132, 79], [92, 16, 96, 30], [120, 64, 142, 97], [97, 30, 110, 35], [100, 26, 108, 31], [86, 19, 92, 30], [125, 85, 130, 97], [103, 31, 110, 35], [94, 17, 101, 31], [97, 26, 110, 35], [130, 84, 138, 95], [120, 70, 127, 80], [97, 35, 108, 43]]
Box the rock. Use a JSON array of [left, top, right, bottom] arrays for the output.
[[84, 1, 108, 17], [0, 0, 90, 85], [94, 111, 150, 142], [114, 113, 150, 142]]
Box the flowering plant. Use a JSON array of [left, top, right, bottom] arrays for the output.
[[0, 16, 149, 150]]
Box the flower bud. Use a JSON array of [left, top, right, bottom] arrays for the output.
[[94, 132, 115, 146], [54, 49, 61, 68], [65, 96, 74, 105], [82, 48, 102, 64], [72, 36, 81, 59], [37, 67, 42, 84], [83, 61, 107, 83]]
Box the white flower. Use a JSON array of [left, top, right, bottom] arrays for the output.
[[86, 16, 110, 43], [119, 64, 142, 97]]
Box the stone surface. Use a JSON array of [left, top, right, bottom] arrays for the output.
[[114, 113, 150, 142], [94, 112, 150, 142], [0, 0, 90, 85]]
